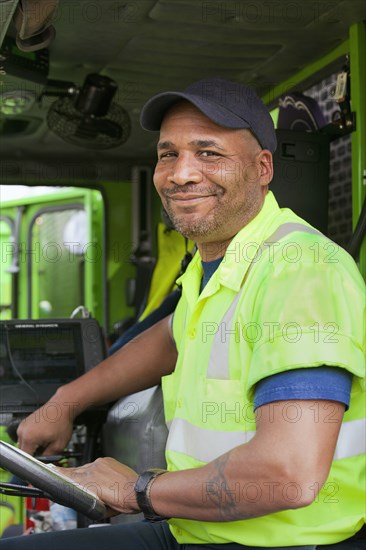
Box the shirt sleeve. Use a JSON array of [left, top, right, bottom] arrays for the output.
[[254, 366, 353, 410], [247, 235, 365, 394]]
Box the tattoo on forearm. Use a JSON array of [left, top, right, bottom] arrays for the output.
[[204, 453, 241, 521]]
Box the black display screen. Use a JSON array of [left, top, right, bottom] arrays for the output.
[[0, 324, 84, 385]]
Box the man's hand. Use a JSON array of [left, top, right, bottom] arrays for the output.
[[55, 458, 140, 515], [17, 399, 74, 456]]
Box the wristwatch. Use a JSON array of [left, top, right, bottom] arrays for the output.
[[134, 468, 169, 521]]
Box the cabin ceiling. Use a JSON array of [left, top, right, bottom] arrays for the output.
[[1, 0, 366, 172]]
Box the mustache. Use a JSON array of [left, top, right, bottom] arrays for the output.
[[162, 184, 222, 197]]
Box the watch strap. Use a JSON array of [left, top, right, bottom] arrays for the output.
[[134, 468, 169, 521]]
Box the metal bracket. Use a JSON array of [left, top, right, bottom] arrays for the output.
[[320, 60, 356, 141]]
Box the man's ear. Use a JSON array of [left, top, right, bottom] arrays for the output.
[[257, 150, 273, 187]]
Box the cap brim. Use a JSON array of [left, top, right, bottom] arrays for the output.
[[140, 92, 251, 131]]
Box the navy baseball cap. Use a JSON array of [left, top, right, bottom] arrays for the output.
[[140, 77, 277, 152]]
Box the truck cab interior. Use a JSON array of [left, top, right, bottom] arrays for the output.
[[0, 0, 365, 536]]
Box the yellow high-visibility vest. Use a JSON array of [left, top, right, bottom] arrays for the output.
[[164, 192, 365, 546]]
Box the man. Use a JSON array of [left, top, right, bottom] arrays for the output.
[[1, 78, 364, 549]]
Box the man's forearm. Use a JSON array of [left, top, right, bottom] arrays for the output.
[[147, 443, 301, 521], [17, 316, 177, 455], [52, 316, 177, 420], [145, 400, 343, 522]]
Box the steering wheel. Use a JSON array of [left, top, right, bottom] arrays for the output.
[[0, 440, 107, 521]]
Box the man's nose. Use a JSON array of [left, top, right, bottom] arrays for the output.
[[168, 154, 202, 186]]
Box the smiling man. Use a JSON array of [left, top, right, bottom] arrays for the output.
[[3, 78, 365, 550], [154, 102, 271, 258]]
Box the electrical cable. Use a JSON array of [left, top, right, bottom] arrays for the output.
[[3, 325, 40, 408]]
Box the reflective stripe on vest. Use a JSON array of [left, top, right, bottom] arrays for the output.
[[207, 222, 321, 379], [166, 417, 366, 463]]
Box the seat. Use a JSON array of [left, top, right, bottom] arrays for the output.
[[102, 386, 167, 473], [102, 386, 168, 524], [272, 92, 330, 234]]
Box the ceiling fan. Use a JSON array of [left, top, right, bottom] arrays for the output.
[[45, 73, 131, 149]]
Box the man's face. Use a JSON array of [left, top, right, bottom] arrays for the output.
[[153, 101, 272, 257]]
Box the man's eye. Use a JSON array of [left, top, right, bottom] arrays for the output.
[[159, 152, 176, 160], [199, 151, 221, 158]]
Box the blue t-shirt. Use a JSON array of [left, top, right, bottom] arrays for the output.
[[253, 366, 352, 410], [201, 258, 352, 410]]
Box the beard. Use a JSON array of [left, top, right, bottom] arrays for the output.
[[165, 204, 222, 240], [162, 183, 262, 245], [161, 184, 224, 240]]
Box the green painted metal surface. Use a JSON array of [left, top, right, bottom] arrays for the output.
[[350, 22, 366, 279]]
